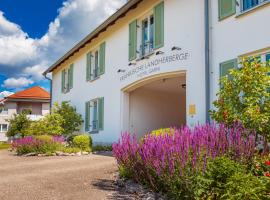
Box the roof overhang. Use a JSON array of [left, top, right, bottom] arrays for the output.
[[5, 98, 50, 103], [43, 0, 143, 75]]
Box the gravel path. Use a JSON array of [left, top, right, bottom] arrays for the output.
[[0, 150, 119, 200]]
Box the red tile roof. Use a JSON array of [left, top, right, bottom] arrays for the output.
[[7, 86, 50, 100]]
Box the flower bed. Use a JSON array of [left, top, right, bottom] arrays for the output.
[[12, 134, 92, 156], [113, 124, 270, 199]]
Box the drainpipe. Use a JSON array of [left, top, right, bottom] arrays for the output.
[[43, 73, 52, 113], [205, 0, 210, 123]]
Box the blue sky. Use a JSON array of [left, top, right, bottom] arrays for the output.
[[0, 0, 125, 97]]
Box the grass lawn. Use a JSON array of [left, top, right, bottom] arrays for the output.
[[0, 143, 11, 150]]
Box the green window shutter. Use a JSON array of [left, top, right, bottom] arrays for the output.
[[61, 70, 65, 93], [220, 59, 237, 78], [154, 1, 164, 49], [85, 101, 90, 132], [129, 20, 137, 61], [98, 97, 104, 131], [86, 52, 92, 81], [219, 0, 236, 20], [69, 64, 74, 90], [99, 42, 106, 75]]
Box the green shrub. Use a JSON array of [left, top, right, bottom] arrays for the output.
[[92, 144, 112, 152], [0, 142, 10, 150], [196, 157, 244, 199], [61, 147, 81, 153], [222, 173, 270, 200], [72, 134, 92, 152], [35, 135, 53, 142], [7, 113, 31, 137]]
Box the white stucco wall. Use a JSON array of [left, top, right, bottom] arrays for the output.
[[51, 0, 207, 143], [209, 1, 270, 107]]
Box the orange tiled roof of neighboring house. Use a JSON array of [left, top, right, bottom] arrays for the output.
[[7, 86, 50, 100]]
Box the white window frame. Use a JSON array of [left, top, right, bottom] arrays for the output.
[[89, 46, 101, 81], [0, 124, 8, 132], [0, 107, 8, 115], [137, 10, 154, 58], [89, 99, 99, 133], [237, 0, 270, 14]]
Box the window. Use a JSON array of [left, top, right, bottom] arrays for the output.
[[128, 1, 164, 61], [218, 0, 236, 20], [61, 64, 74, 93], [241, 0, 269, 11], [86, 42, 106, 81], [85, 97, 104, 133], [0, 124, 8, 132], [266, 53, 270, 62], [0, 107, 8, 115], [141, 15, 154, 57], [220, 59, 238, 78]]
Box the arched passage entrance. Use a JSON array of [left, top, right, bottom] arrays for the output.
[[121, 71, 186, 138]]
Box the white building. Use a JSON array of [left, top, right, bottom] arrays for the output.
[[0, 86, 50, 141], [44, 0, 270, 144]]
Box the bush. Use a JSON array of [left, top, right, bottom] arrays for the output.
[[52, 102, 83, 136], [210, 58, 270, 149], [12, 136, 64, 155], [61, 147, 81, 153], [113, 124, 257, 199], [0, 142, 10, 150], [72, 134, 92, 152], [7, 113, 31, 138], [92, 144, 112, 152]]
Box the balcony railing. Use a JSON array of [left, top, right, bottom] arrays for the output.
[[27, 115, 44, 121], [140, 41, 154, 58]]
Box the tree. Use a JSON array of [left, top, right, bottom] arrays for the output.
[[210, 58, 270, 151], [27, 113, 65, 136], [52, 101, 83, 136], [6, 113, 31, 138]]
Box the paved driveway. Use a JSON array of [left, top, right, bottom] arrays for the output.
[[0, 150, 119, 200]]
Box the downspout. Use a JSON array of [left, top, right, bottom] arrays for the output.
[[43, 73, 52, 113], [205, 0, 210, 123]]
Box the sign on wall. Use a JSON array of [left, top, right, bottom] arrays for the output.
[[120, 52, 190, 82]]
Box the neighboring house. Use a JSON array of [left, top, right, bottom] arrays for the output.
[[0, 86, 50, 141], [43, 0, 270, 143]]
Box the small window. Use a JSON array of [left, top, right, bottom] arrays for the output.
[[85, 98, 104, 133], [0, 124, 8, 132], [140, 15, 154, 57], [0, 107, 8, 115], [266, 53, 270, 62], [241, 0, 269, 11], [61, 64, 74, 93]]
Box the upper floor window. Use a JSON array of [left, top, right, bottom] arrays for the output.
[[86, 42, 106, 81], [85, 97, 104, 133], [242, 0, 269, 11], [141, 15, 154, 57], [0, 107, 8, 115], [61, 64, 74, 93], [0, 124, 8, 132], [129, 1, 164, 61]]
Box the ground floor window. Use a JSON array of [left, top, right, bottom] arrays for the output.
[[0, 124, 8, 132], [85, 97, 104, 133], [242, 0, 269, 11]]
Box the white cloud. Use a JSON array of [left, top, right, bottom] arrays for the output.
[[0, 90, 14, 98], [2, 77, 34, 89], [0, 0, 126, 90]]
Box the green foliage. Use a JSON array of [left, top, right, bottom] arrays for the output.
[[52, 101, 83, 136], [196, 157, 246, 199], [222, 173, 270, 200], [210, 58, 270, 142], [26, 113, 64, 136], [6, 113, 31, 137], [61, 147, 81, 153], [119, 165, 133, 179], [195, 156, 270, 200], [0, 142, 10, 150], [92, 144, 112, 152], [72, 134, 92, 152]]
